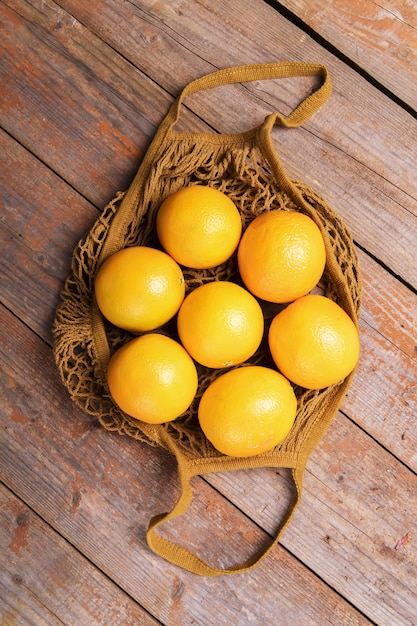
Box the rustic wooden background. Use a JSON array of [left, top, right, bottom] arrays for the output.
[[1, 0, 416, 624]]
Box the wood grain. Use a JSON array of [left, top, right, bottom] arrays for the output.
[[1, 0, 417, 622], [207, 412, 417, 625], [277, 0, 417, 108], [347, 262, 417, 470], [0, 305, 371, 625], [3, 0, 417, 289], [0, 485, 159, 625], [0, 129, 98, 341], [0, 0, 168, 205]]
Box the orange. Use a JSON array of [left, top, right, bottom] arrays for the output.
[[268, 294, 360, 390], [198, 366, 297, 457], [237, 210, 326, 303], [177, 281, 264, 368], [94, 246, 185, 332], [156, 185, 242, 269], [107, 333, 198, 424]]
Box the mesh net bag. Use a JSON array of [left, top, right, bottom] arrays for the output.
[[53, 62, 362, 575]]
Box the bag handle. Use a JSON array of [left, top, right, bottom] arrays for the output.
[[146, 432, 304, 576], [97, 61, 331, 268], [161, 61, 332, 132], [104, 61, 332, 259]]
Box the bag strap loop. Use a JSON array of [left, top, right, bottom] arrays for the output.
[[146, 431, 304, 576], [96, 62, 331, 268], [161, 61, 332, 132]]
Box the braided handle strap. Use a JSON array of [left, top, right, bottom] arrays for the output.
[[146, 430, 304, 576], [164, 61, 332, 130]]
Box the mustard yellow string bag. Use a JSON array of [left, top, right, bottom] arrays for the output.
[[53, 62, 361, 576]]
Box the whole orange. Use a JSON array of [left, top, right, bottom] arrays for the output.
[[268, 294, 360, 389], [177, 281, 264, 369], [237, 210, 326, 303], [94, 246, 185, 332], [156, 185, 242, 269], [198, 366, 297, 457], [107, 333, 198, 424]]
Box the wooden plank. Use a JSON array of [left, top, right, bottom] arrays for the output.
[[277, 0, 417, 109], [2, 300, 415, 623], [3, 0, 416, 290], [0, 304, 372, 625], [206, 410, 417, 625], [0, 129, 98, 342], [55, 0, 417, 203], [346, 249, 417, 471], [0, 0, 172, 206], [0, 485, 159, 626]]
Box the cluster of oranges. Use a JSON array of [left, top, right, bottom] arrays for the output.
[[95, 185, 360, 458]]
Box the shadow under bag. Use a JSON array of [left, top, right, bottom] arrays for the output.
[[53, 62, 362, 576]]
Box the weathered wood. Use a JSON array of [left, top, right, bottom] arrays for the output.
[[54, 0, 417, 210], [345, 249, 417, 471], [0, 484, 159, 625], [2, 301, 415, 623], [3, 0, 417, 290], [206, 412, 417, 625], [0, 305, 371, 625], [1, 0, 417, 622], [277, 0, 417, 108], [0, 0, 169, 206], [0, 129, 98, 342]]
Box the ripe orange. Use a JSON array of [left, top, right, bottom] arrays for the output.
[[107, 333, 198, 424], [177, 281, 264, 369], [156, 185, 242, 269], [198, 366, 297, 457], [237, 210, 326, 303], [268, 294, 360, 390], [94, 246, 185, 332]]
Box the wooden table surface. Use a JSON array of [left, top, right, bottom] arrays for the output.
[[1, 0, 417, 624]]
